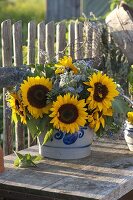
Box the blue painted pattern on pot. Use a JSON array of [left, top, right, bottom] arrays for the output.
[[52, 127, 87, 145]]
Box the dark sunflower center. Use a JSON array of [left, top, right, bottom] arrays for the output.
[[27, 85, 49, 108], [15, 99, 20, 110], [93, 82, 108, 102], [15, 99, 24, 116], [58, 103, 78, 124]]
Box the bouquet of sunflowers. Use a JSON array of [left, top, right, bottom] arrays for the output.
[[7, 56, 131, 143]]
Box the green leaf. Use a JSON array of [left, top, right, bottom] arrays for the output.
[[26, 116, 40, 139], [45, 65, 55, 78], [14, 152, 42, 168], [32, 155, 43, 162], [35, 64, 44, 72], [14, 152, 24, 160], [14, 158, 20, 167], [43, 129, 54, 145], [112, 96, 132, 115], [27, 114, 52, 141], [37, 115, 51, 133]]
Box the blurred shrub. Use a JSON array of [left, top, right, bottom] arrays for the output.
[[0, 0, 45, 22]]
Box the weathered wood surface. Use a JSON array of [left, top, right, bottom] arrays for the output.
[[0, 139, 133, 200], [68, 22, 75, 59], [1, 19, 13, 156], [13, 21, 23, 66], [106, 4, 133, 64], [13, 21, 25, 152], [37, 21, 45, 64], [27, 21, 36, 65], [45, 21, 55, 62], [56, 22, 66, 60], [84, 21, 93, 59], [75, 22, 83, 60]]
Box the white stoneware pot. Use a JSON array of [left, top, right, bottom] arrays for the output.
[[38, 126, 94, 160], [124, 121, 133, 151]]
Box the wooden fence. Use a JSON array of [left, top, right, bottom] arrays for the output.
[[1, 19, 102, 155]]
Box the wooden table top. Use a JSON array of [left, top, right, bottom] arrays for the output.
[[0, 138, 133, 200]]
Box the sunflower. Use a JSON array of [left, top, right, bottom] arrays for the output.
[[55, 56, 78, 74], [84, 72, 119, 111], [55, 66, 65, 74], [127, 112, 133, 124], [7, 93, 26, 124], [49, 93, 88, 133], [20, 76, 52, 118], [88, 107, 113, 132]]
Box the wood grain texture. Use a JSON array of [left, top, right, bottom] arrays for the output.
[[1, 139, 133, 200], [37, 21, 45, 64], [27, 21, 36, 65], [92, 25, 102, 59], [45, 21, 55, 62], [84, 21, 93, 59], [13, 21, 23, 66], [68, 22, 75, 59], [106, 6, 133, 64], [56, 22, 66, 60], [75, 22, 83, 60], [1, 19, 13, 156], [13, 21, 24, 151]]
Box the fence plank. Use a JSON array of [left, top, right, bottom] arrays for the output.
[[45, 21, 55, 62], [1, 19, 13, 155], [37, 21, 45, 64], [56, 22, 66, 60], [68, 22, 75, 59], [92, 25, 102, 59], [13, 21, 23, 66], [12, 21, 25, 151], [75, 21, 83, 60], [27, 21, 36, 65], [27, 21, 37, 147], [84, 21, 93, 59]]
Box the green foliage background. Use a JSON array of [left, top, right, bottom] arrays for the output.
[[0, 0, 45, 22]]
